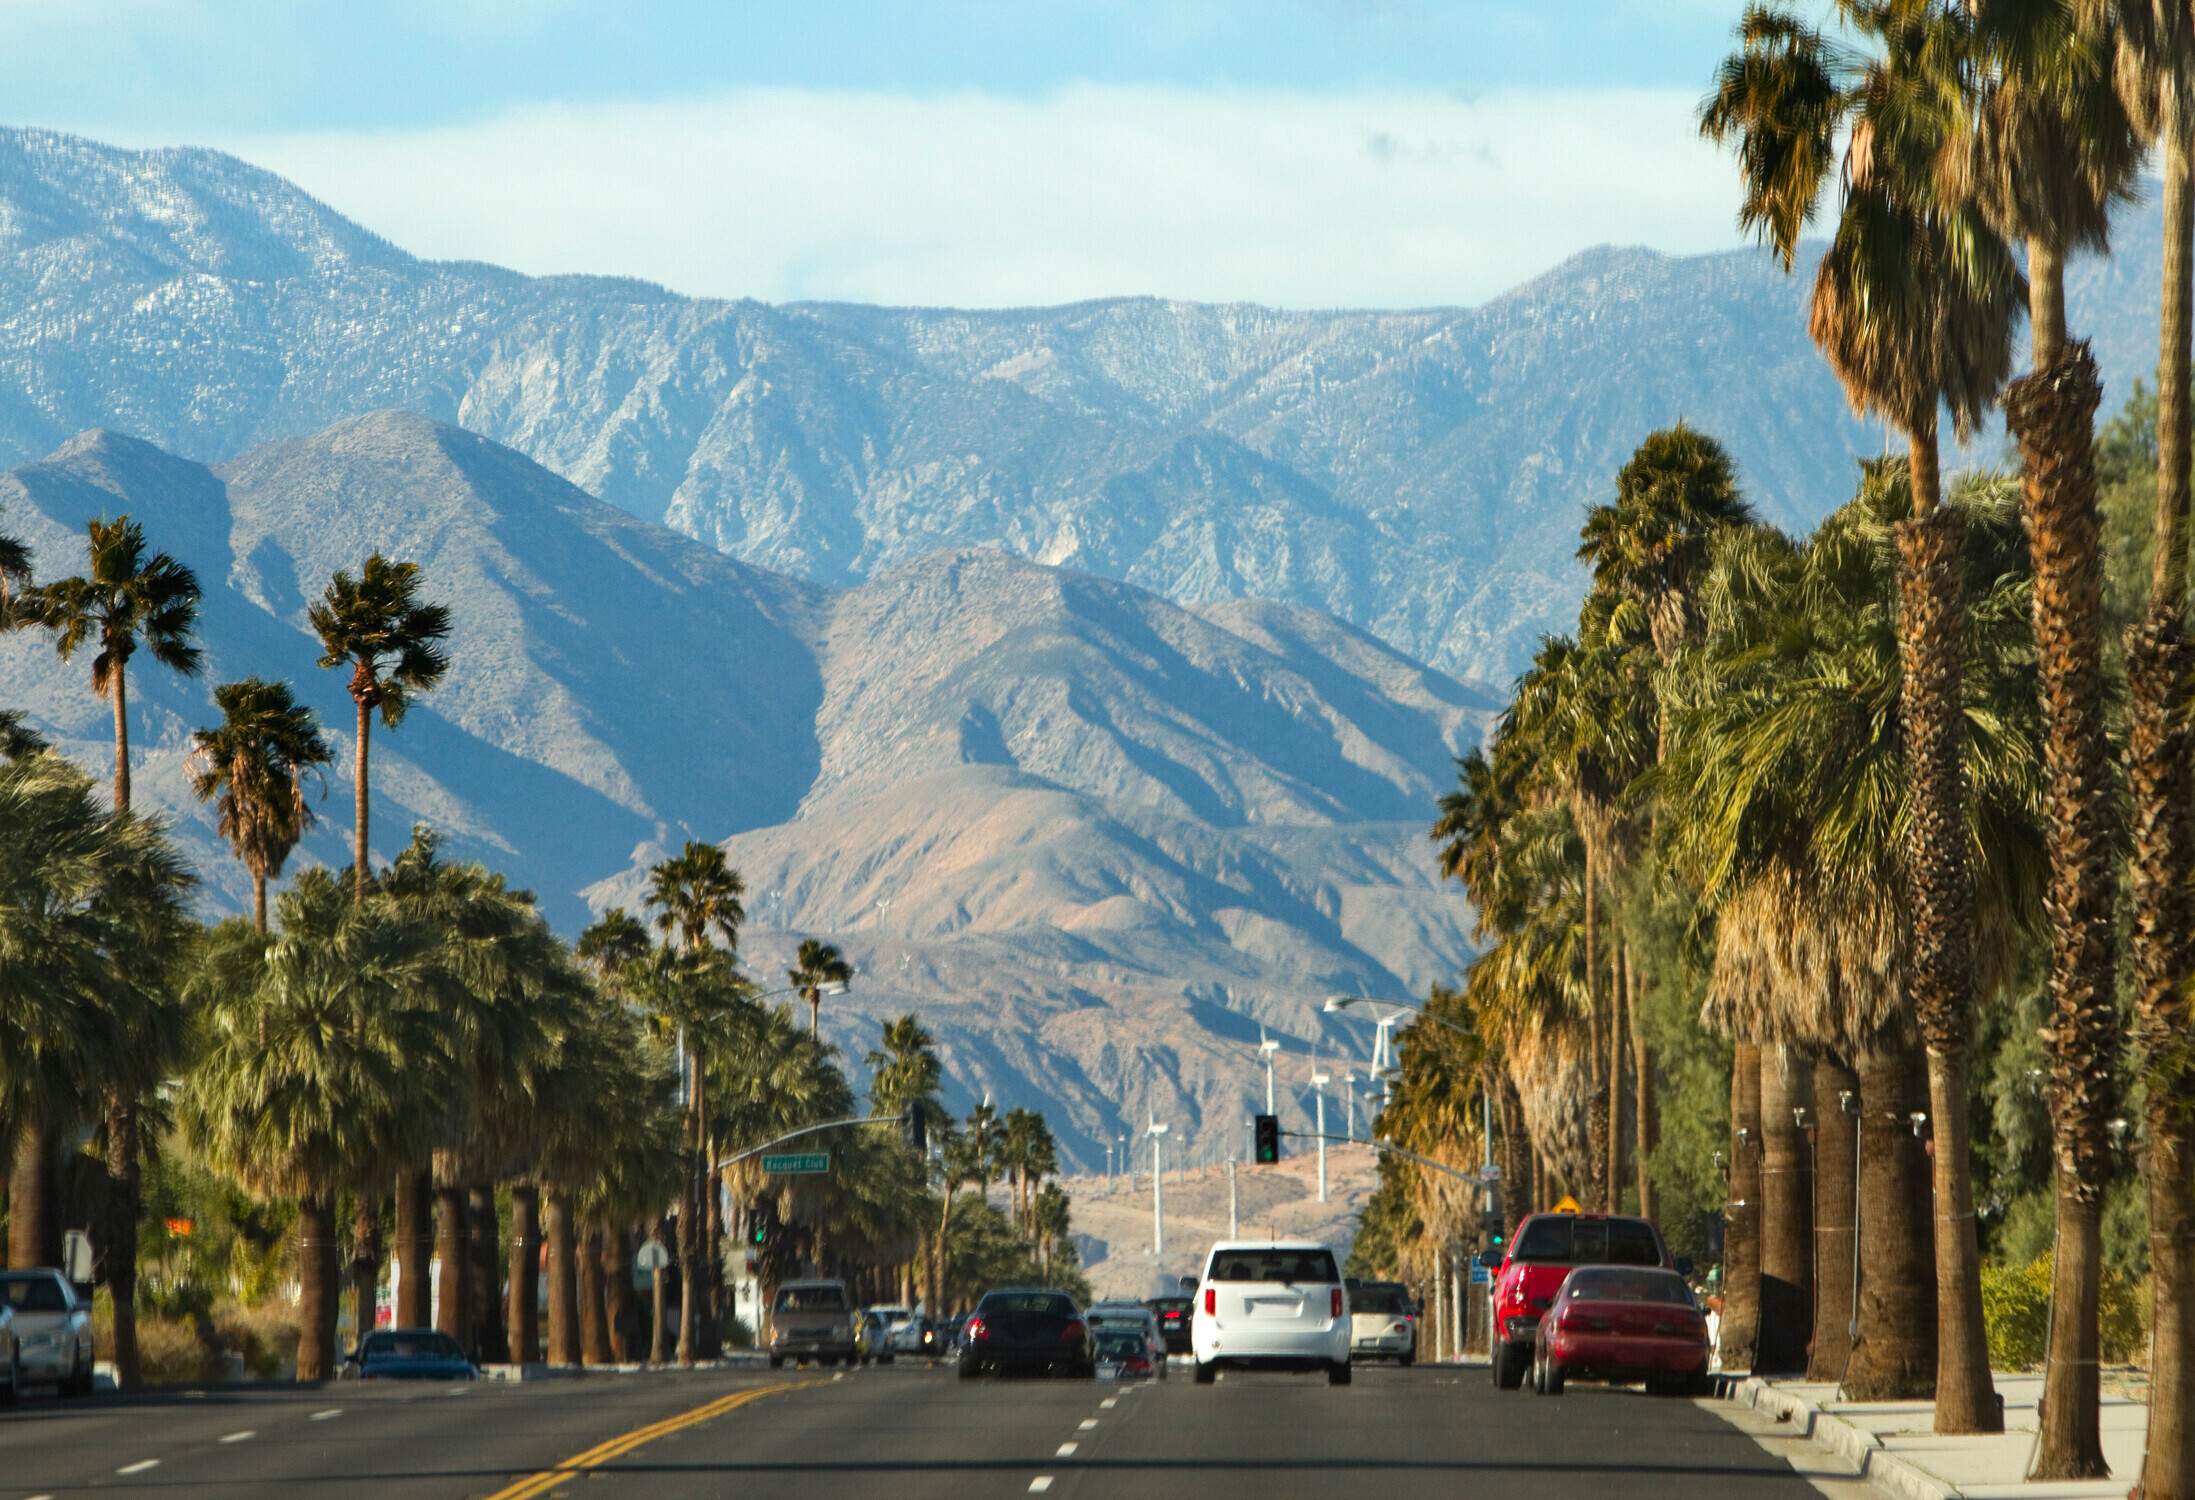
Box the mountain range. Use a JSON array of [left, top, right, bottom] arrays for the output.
[[0, 127, 2169, 687]]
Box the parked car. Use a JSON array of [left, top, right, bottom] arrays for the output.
[[0, 1301, 17, 1406], [1146, 1295, 1193, 1355], [939, 1314, 967, 1355], [768, 1279, 860, 1368], [1489, 1212, 1673, 1390], [1093, 1327, 1160, 1381], [1347, 1281, 1416, 1365], [856, 1309, 895, 1365], [0, 1269, 94, 1396], [1085, 1301, 1168, 1378], [956, 1288, 1093, 1379], [892, 1314, 945, 1358], [1190, 1240, 1351, 1386], [346, 1328, 477, 1381], [1530, 1266, 1711, 1396]]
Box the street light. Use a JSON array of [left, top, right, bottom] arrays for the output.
[[1147, 1120, 1171, 1258]]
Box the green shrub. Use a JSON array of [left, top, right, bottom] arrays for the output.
[[1982, 1253, 2148, 1371], [212, 1301, 300, 1380]]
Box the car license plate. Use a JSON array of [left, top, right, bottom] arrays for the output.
[[1248, 1296, 1303, 1319]]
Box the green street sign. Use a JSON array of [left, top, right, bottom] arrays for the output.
[[762, 1152, 830, 1175]]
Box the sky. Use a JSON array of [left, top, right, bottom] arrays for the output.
[[0, 0, 1776, 308]]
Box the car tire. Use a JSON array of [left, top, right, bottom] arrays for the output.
[[1193, 1359, 1216, 1385], [1399, 1348, 1415, 1369], [768, 1354, 784, 1369], [1, 1353, 17, 1407], [957, 1359, 980, 1380], [1543, 1359, 1565, 1396], [1327, 1359, 1352, 1386], [1491, 1339, 1526, 1390]]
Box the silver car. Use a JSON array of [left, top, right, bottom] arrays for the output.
[[0, 1270, 95, 1396], [1085, 1301, 1168, 1379]]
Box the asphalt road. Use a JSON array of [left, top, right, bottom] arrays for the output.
[[0, 1359, 1875, 1499]]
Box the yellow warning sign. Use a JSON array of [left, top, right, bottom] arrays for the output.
[[1551, 1194, 1582, 1214]]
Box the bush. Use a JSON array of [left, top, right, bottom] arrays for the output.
[[1982, 1253, 2146, 1371], [212, 1301, 300, 1380]]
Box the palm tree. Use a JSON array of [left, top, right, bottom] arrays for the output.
[[183, 871, 447, 1379], [25, 513, 202, 1387], [2082, 4, 2195, 1488], [0, 505, 29, 621], [307, 555, 452, 902], [187, 678, 334, 932], [1703, 3, 2024, 1433], [577, 907, 651, 975], [30, 514, 202, 815], [788, 938, 853, 1041]]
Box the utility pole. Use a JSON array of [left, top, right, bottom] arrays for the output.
[[1311, 1065, 1331, 1203], [1343, 1073, 1357, 1141], [1147, 1120, 1170, 1260], [1105, 1141, 1114, 1183], [1228, 1159, 1239, 1238]]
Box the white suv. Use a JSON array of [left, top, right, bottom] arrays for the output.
[[1189, 1240, 1352, 1386]]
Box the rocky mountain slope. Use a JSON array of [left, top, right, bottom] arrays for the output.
[[3, 128, 2166, 685], [0, 413, 1490, 1165]]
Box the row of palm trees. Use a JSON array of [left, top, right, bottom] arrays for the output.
[[0, 505, 1081, 1379], [1375, 2, 2195, 1488]]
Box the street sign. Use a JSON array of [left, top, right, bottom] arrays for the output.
[[1469, 1263, 1491, 1285], [1476, 1164, 1501, 1182], [1552, 1193, 1582, 1214], [763, 1152, 830, 1175], [634, 1238, 670, 1271]]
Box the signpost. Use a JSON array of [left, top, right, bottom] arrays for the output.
[[1476, 1163, 1501, 1183], [762, 1152, 830, 1175]]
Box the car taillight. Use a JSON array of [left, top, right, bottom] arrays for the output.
[[1204, 1288, 1216, 1316], [1330, 1287, 1344, 1318], [1062, 1319, 1086, 1344], [965, 1316, 987, 1342]]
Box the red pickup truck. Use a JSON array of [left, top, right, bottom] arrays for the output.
[[1488, 1211, 1674, 1389]]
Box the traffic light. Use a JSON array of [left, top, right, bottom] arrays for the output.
[[1253, 1114, 1281, 1164], [1480, 1212, 1506, 1251], [750, 1199, 779, 1248], [900, 1101, 928, 1154]]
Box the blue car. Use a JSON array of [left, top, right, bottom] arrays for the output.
[[347, 1329, 478, 1381]]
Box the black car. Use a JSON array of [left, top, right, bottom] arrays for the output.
[[957, 1288, 1093, 1379], [347, 1329, 477, 1381], [1146, 1295, 1193, 1355]]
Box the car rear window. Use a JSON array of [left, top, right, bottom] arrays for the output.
[[0, 1273, 67, 1312], [1564, 1269, 1694, 1304], [1353, 1286, 1409, 1314], [980, 1292, 1078, 1317], [775, 1284, 849, 1312], [1095, 1331, 1144, 1356], [1511, 1217, 1662, 1267], [363, 1332, 464, 1359], [1207, 1248, 1340, 1284]]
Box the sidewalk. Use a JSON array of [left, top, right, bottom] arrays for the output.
[[1727, 1372, 2147, 1500]]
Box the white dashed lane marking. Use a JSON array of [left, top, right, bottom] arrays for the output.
[[310, 1408, 343, 1420], [116, 1459, 160, 1475], [219, 1429, 256, 1443], [1077, 1418, 1097, 1431], [1056, 1441, 1078, 1456], [1028, 1480, 1054, 1494]]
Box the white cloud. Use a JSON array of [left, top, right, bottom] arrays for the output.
[[213, 83, 1749, 310]]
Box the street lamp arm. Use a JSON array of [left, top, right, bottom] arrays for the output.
[[713, 1115, 897, 1170]]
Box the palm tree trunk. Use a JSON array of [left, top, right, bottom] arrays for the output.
[[578, 1221, 611, 1365], [605, 1226, 637, 1362], [1891, 438, 2002, 1436], [102, 1095, 142, 1389], [2006, 345, 2120, 1477], [2160, 82, 2193, 610], [351, 696, 371, 901], [468, 1186, 506, 1364], [1720, 1041, 1762, 1372], [701, 1147, 723, 1358], [675, 1176, 698, 1366], [347, 1194, 381, 1357], [1808, 1055, 1859, 1382], [507, 1184, 541, 1365], [296, 1195, 340, 1381], [649, 1213, 671, 1365], [252, 872, 268, 934], [1582, 848, 1610, 1213], [393, 1170, 432, 1327], [2028, 237, 2066, 370], [542, 1187, 578, 1367], [110, 662, 129, 811], [433, 1181, 467, 1349], [1629, 953, 1655, 1222], [1757, 1047, 1812, 1376], [1842, 1044, 1936, 1400], [7, 1119, 56, 1268], [1610, 945, 1628, 1211]]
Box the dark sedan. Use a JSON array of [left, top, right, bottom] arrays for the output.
[[1147, 1295, 1193, 1355], [956, 1288, 1094, 1379], [347, 1329, 478, 1381]]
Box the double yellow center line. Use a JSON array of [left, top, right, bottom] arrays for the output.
[[483, 1377, 831, 1500]]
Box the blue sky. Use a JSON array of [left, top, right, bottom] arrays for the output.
[[2, 1, 1770, 307]]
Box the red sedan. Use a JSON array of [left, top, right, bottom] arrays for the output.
[[1530, 1266, 1711, 1397]]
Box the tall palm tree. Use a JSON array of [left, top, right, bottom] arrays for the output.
[[30, 514, 201, 815], [187, 678, 334, 933], [27, 512, 202, 1387], [183, 870, 446, 1379], [867, 1014, 944, 1123], [789, 939, 853, 1041], [577, 907, 651, 975], [1703, 3, 2024, 1433], [307, 555, 452, 902], [2083, 4, 2195, 1488]]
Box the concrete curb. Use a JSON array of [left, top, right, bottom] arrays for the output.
[[1728, 1376, 1959, 1500]]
